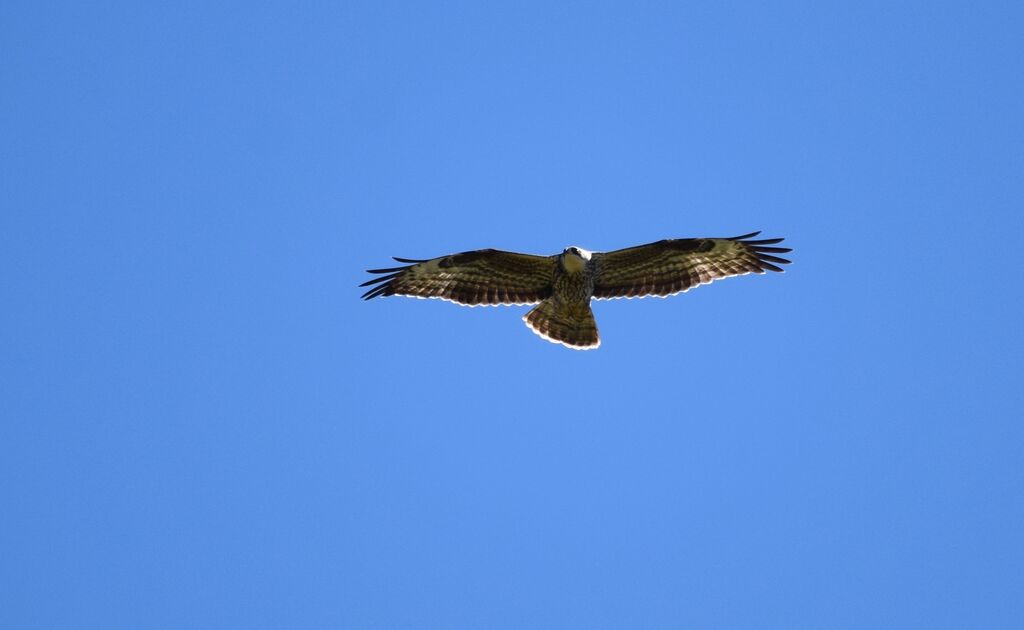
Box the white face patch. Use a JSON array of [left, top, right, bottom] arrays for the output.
[[567, 246, 592, 260], [561, 246, 592, 272]]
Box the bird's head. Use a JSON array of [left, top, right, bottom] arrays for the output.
[[562, 246, 593, 259], [561, 246, 592, 272]]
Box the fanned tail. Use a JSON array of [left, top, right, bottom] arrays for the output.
[[523, 299, 600, 350]]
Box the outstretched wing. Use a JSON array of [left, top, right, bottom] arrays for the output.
[[590, 231, 791, 300], [361, 249, 556, 306]]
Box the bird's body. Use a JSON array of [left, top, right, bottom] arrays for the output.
[[361, 232, 792, 349], [528, 248, 600, 347]]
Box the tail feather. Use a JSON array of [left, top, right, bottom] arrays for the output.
[[523, 299, 600, 350]]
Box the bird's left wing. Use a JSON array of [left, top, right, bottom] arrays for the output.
[[361, 249, 556, 306], [590, 231, 791, 299]]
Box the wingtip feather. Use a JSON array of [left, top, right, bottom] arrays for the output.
[[757, 253, 792, 265], [729, 230, 762, 240]]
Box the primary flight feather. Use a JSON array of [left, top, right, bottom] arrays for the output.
[[360, 231, 792, 349]]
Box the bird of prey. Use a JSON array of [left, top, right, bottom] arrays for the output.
[[360, 231, 791, 349]]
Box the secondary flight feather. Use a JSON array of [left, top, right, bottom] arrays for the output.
[[360, 231, 792, 349]]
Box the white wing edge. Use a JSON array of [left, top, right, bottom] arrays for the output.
[[591, 269, 761, 300], [388, 293, 544, 308]]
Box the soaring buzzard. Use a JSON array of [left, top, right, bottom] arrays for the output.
[[361, 231, 791, 349]]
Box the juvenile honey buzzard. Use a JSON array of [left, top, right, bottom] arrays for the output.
[[360, 231, 792, 349]]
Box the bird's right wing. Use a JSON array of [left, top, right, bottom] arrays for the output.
[[361, 249, 557, 306]]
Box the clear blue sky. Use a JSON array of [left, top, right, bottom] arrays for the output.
[[3, 1, 1022, 628]]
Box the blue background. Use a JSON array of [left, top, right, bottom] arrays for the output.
[[3, 1, 1022, 628]]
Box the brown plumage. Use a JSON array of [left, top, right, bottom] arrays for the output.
[[360, 231, 792, 349]]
